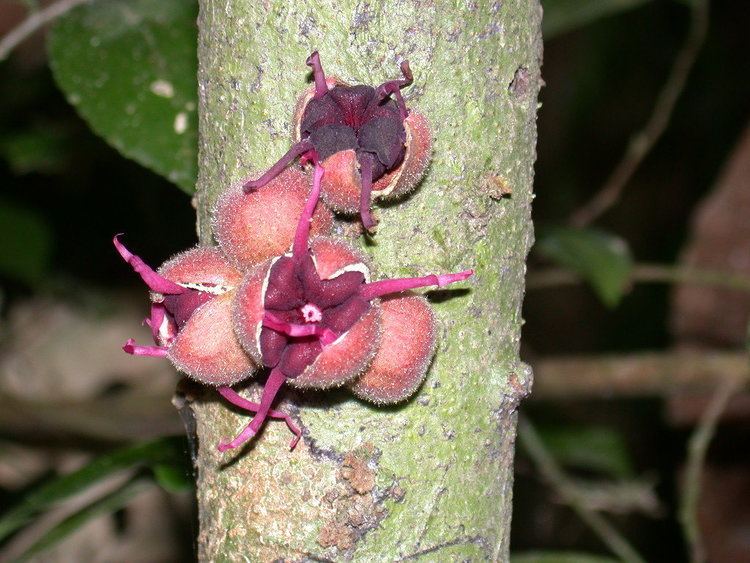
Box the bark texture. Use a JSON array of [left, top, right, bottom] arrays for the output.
[[194, 1, 542, 560]]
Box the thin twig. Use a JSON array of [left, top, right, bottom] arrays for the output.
[[679, 376, 742, 563], [531, 350, 748, 399], [517, 417, 646, 563], [0, 0, 90, 62], [527, 263, 750, 293], [570, 0, 710, 227]]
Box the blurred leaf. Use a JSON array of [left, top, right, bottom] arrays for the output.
[[538, 424, 635, 479], [0, 437, 185, 543], [16, 479, 152, 562], [537, 227, 633, 307], [0, 199, 52, 285], [47, 0, 198, 193], [152, 462, 193, 493], [512, 552, 618, 563], [19, 0, 40, 10], [542, 0, 652, 39], [0, 128, 71, 175]]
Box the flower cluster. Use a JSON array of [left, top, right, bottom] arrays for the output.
[[117, 53, 472, 453], [242, 51, 431, 232]]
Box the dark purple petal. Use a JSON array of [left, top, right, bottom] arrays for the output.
[[358, 116, 406, 171], [329, 85, 376, 129], [323, 296, 370, 334], [260, 326, 288, 367], [265, 257, 304, 310], [301, 96, 344, 135], [362, 98, 402, 123], [309, 124, 358, 161], [279, 338, 323, 378], [163, 290, 214, 328], [303, 267, 365, 310]]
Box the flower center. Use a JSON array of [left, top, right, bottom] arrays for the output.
[[300, 302, 323, 323]]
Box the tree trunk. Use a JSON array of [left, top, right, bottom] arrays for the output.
[[193, 1, 541, 560]]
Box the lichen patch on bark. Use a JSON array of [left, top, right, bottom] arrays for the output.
[[314, 444, 390, 556]]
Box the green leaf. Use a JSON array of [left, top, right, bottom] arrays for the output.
[[536, 227, 633, 307], [47, 0, 198, 193], [512, 552, 618, 563], [0, 437, 185, 543], [16, 479, 152, 562], [537, 424, 635, 479], [0, 128, 72, 175], [542, 0, 652, 39], [0, 199, 52, 285], [152, 462, 193, 493]]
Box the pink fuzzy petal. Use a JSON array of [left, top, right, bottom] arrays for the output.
[[213, 169, 333, 269], [310, 237, 370, 280], [289, 303, 381, 390], [158, 246, 242, 288], [169, 292, 256, 386], [349, 294, 436, 404]]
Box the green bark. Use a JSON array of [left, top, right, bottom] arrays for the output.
[[194, 1, 541, 560]]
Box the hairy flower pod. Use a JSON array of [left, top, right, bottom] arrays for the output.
[[222, 163, 472, 452], [212, 167, 333, 268], [241, 51, 432, 232], [347, 294, 437, 404]]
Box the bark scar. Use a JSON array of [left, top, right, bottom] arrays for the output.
[[316, 444, 388, 554]]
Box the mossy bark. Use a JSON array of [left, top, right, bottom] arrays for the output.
[[193, 1, 541, 560]]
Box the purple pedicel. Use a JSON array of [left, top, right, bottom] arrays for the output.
[[360, 270, 475, 301], [114, 236, 216, 353], [113, 235, 184, 295], [217, 386, 301, 449], [114, 235, 183, 354], [122, 338, 168, 357], [307, 51, 328, 99], [217, 368, 287, 452]]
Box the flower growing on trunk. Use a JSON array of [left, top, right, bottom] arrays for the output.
[[114, 236, 255, 384], [242, 51, 431, 232], [114, 168, 333, 448], [223, 162, 472, 452]]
